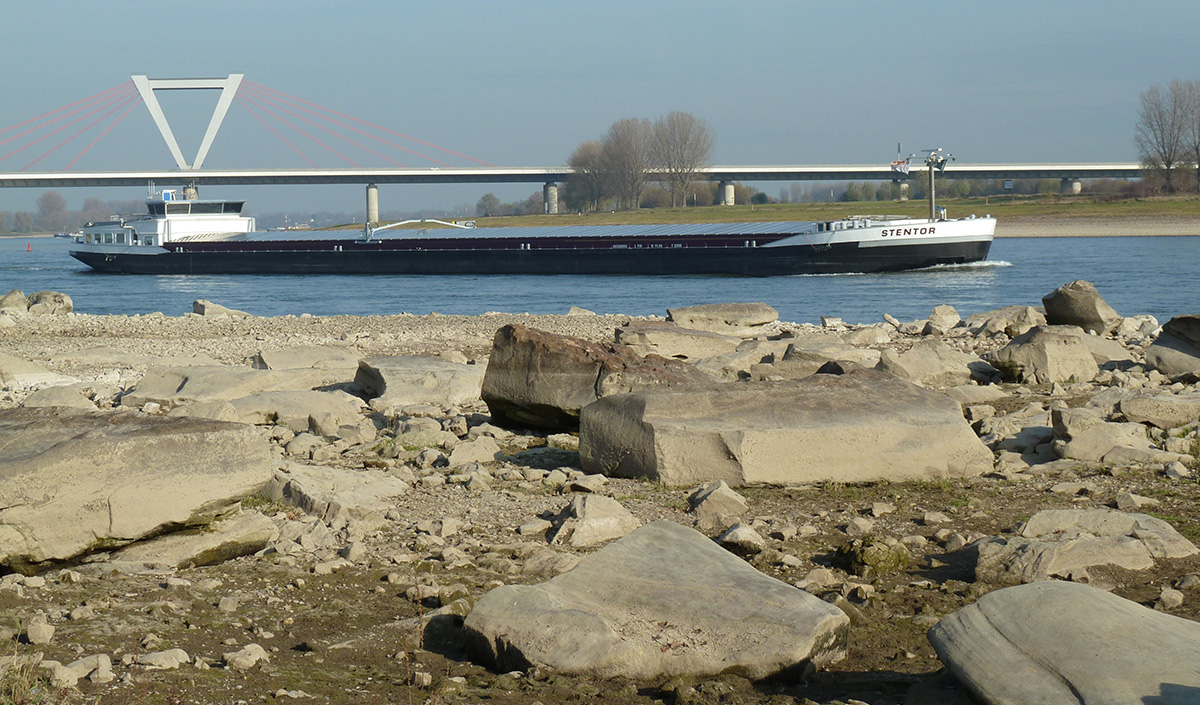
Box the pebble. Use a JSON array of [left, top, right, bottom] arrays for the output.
[[1158, 587, 1185, 610]]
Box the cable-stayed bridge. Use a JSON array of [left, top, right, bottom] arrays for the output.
[[0, 74, 1142, 214]]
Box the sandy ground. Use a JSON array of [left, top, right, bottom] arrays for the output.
[[997, 215, 1200, 237]]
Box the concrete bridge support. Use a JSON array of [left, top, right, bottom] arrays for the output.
[[1060, 178, 1082, 196], [543, 183, 559, 214], [366, 183, 379, 223], [718, 181, 735, 206]]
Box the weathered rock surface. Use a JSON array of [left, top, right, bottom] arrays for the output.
[[226, 390, 365, 434], [25, 290, 73, 315], [929, 581, 1200, 705], [687, 480, 747, 529], [989, 326, 1099, 384], [260, 463, 410, 528], [875, 338, 984, 387], [547, 494, 640, 547], [666, 302, 778, 338], [0, 408, 273, 571], [464, 521, 849, 680], [1051, 406, 1151, 462], [1146, 314, 1200, 379], [19, 384, 96, 409], [0, 288, 27, 315], [1117, 392, 1200, 430], [973, 508, 1197, 584], [581, 370, 992, 487], [614, 321, 741, 361], [250, 345, 360, 371], [355, 356, 484, 410], [1042, 280, 1122, 334], [965, 305, 1047, 338], [122, 365, 342, 407], [481, 324, 709, 430]]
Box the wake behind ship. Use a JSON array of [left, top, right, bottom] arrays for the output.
[[70, 190, 995, 276]]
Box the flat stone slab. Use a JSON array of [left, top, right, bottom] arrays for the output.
[[123, 365, 348, 407], [464, 521, 848, 680], [0, 408, 273, 572], [581, 370, 993, 487], [112, 511, 279, 569], [929, 581, 1200, 705]]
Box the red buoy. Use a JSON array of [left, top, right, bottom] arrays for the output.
[[26, 242, 31, 252]]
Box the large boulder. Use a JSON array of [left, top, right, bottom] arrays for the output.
[[1146, 314, 1200, 379], [355, 356, 484, 411], [580, 370, 993, 487], [614, 321, 741, 361], [0, 408, 273, 572], [481, 324, 710, 431], [259, 462, 409, 528], [988, 326, 1099, 384], [463, 521, 848, 680], [666, 302, 778, 338], [973, 508, 1197, 584], [1041, 280, 1122, 334], [928, 581, 1200, 704]]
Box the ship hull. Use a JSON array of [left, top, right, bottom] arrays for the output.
[[71, 238, 992, 276]]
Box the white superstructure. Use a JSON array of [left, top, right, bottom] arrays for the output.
[[76, 189, 254, 248]]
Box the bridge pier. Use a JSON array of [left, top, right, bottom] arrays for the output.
[[1060, 178, 1081, 196], [366, 183, 379, 223], [718, 181, 735, 206], [543, 183, 559, 214]]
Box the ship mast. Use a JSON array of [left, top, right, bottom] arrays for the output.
[[921, 148, 954, 220]]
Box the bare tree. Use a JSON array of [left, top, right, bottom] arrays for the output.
[[601, 118, 652, 210], [565, 140, 607, 212], [650, 111, 715, 207], [1184, 80, 1200, 192], [1135, 80, 1189, 193]]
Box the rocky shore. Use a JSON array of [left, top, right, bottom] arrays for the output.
[[1, 287, 1199, 705]]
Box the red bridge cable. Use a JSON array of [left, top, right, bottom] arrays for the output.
[[0, 84, 137, 150], [0, 88, 138, 164], [239, 88, 411, 167], [234, 96, 317, 167], [237, 92, 395, 168], [64, 97, 144, 170], [240, 84, 442, 167], [236, 93, 361, 167], [0, 82, 132, 137], [243, 80, 494, 166], [22, 93, 143, 171]]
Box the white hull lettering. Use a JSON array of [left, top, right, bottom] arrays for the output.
[[880, 226, 936, 237]]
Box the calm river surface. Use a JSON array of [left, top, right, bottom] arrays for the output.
[[1, 235, 1196, 324]]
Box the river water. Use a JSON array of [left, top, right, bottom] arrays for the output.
[[1, 235, 1197, 324]]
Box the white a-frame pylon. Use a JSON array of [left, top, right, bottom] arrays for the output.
[[131, 73, 243, 170]]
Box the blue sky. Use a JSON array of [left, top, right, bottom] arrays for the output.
[[2, 1, 1198, 215]]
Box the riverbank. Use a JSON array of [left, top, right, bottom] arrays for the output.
[[1, 299, 1198, 704], [997, 214, 1200, 237]]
